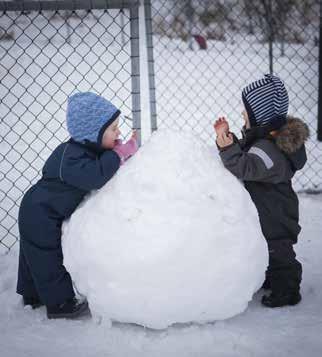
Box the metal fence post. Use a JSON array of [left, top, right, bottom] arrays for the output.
[[144, 0, 157, 132], [264, 0, 274, 74], [318, 0, 322, 141], [186, 0, 194, 51], [130, 2, 141, 145]]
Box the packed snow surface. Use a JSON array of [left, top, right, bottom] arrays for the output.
[[62, 130, 268, 329], [1, 194, 321, 357]]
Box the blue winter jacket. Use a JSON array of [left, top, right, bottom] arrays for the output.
[[19, 139, 121, 233]]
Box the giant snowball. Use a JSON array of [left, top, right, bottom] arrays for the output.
[[62, 130, 268, 329]]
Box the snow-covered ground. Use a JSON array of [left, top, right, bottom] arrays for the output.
[[1, 193, 322, 357]]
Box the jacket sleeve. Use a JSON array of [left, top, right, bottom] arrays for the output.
[[219, 141, 289, 183], [60, 144, 121, 191]]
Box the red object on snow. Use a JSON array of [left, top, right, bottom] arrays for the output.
[[193, 35, 207, 50]]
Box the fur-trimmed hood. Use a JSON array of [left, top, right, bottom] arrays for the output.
[[275, 116, 310, 154], [240, 116, 309, 172], [275, 116, 309, 172]]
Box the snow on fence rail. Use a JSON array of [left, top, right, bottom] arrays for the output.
[[1, 0, 321, 253]]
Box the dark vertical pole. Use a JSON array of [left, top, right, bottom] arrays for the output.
[[186, 0, 193, 50], [144, 0, 158, 132], [130, 3, 141, 146], [268, 0, 274, 74], [318, 0, 322, 141], [65, 10, 72, 44], [263, 0, 274, 74], [120, 8, 125, 46]]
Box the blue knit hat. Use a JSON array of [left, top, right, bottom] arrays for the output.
[[66, 92, 121, 145], [242, 74, 289, 129]]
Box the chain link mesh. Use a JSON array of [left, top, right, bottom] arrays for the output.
[[0, 1, 138, 253], [1, 0, 321, 253], [148, 0, 321, 191]]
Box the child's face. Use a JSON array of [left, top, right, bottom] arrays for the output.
[[242, 109, 250, 129], [101, 118, 121, 149]]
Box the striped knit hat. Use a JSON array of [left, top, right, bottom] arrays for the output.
[[242, 74, 289, 129]]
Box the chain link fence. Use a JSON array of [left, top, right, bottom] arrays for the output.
[[1, 0, 321, 253], [0, 0, 140, 253], [146, 0, 321, 191]]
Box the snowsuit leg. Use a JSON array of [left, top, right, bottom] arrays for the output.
[[16, 240, 39, 299], [266, 239, 302, 294], [17, 201, 75, 306]]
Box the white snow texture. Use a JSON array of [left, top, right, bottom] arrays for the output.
[[62, 130, 268, 329]]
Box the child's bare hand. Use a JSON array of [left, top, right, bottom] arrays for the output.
[[216, 131, 233, 148], [214, 117, 229, 136]]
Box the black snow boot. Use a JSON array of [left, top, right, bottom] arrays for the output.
[[261, 291, 301, 308], [47, 297, 90, 319], [23, 296, 44, 309]]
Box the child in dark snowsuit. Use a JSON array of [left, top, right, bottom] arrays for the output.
[[17, 92, 138, 319], [214, 74, 309, 307]]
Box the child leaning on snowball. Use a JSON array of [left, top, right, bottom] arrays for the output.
[[16, 92, 138, 319], [214, 74, 309, 308]]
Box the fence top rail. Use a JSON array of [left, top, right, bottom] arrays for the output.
[[0, 0, 139, 12]]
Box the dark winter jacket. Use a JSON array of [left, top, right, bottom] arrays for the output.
[[17, 92, 122, 306], [19, 139, 120, 234], [219, 117, 309, 243]]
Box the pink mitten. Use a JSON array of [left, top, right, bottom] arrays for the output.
[[113, 137, 138, 164]]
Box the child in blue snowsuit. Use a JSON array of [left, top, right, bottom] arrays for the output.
[[17, 92, 138, 319], [214, 74, 309, 307]]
